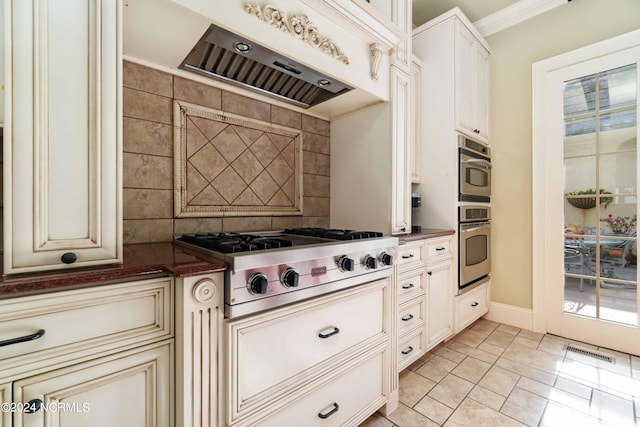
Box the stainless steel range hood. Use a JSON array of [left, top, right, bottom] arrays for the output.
[[179, 24, 354, 109]]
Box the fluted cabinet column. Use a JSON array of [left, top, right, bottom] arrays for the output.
[[175, 273, 224, 427]]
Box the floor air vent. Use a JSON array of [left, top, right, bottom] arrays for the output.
[[565, 344, 614, 363]]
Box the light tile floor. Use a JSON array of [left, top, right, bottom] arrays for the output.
[[360, 319, 640, 426]]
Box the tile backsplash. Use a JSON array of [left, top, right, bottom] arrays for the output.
[[123, 61, 330, 244]]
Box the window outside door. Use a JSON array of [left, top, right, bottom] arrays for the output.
[[563, 63, 638, 326], [533, 33, 640, 355]]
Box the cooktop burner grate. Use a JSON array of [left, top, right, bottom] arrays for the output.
[[283, 228, 383, 240], [179, 233, 294, 254]]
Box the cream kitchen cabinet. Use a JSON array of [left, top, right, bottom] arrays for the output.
[[12, 341, 172, 427], [1, 383, 10, 427], [455, 279, 490, 334], [454, 21, 490, 143], [0, 0, 5, 127], [331, 65, 412, 235], [225, 278, 393, 427], [413, 7, 491, 158], [175, 273, 224, 427], [0, 278, 174, 427], [410, 55, 422, 183], [426, 259, 454, 347], [4, 0, 122, 274], [396, 235, 454, 372]]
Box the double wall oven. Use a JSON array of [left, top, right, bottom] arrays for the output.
[[459, 206, 491, 293], [459, 135, 491, 202]]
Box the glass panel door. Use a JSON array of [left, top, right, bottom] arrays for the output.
[[563, 64, 638, 326]]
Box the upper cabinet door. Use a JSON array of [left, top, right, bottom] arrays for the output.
[[0, 0, 5, 127], [474, 45, 490, 142], [410, 56, 422, 183], [454, 21, 489, 143], [4, 0, 122, 274], [391, 66, 411, 234]]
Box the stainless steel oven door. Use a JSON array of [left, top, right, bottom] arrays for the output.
[[459, 150, 491, 202], [459, 221, 491, 292]]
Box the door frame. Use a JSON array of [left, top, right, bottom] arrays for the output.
[[532, 29, 640, 338]]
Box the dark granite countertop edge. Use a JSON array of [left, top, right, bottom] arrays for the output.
[[399, 228, 456, 243], [0, 242, 228, 299]]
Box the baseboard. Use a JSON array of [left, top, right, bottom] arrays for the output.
[[483, 302, 534, 330]]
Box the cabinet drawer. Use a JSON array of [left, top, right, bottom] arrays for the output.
[[397, 242, 424, 268], [398, 299, 425, 336], [227, 279, 388, 418], [398, 330, 426, 372], [0, 278, 172, 381], [455, 281, 489, 333], [254, 352, 385, 427], [425, 237, 452, 262], [398, 269, 426, 302], [13, 340, 173, 427]]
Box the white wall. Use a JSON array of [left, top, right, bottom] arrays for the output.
[[486, 0, 640, 309]]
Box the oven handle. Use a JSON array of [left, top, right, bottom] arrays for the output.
[[460, 225, 490, 233], [461, 158, 492, 169]]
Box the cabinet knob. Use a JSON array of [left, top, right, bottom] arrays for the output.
[[427, 271, 432, 276], [61, 252, 77, 264], [24, 399, 43, 414]]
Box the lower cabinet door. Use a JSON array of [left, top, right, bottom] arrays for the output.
[[254, 352, 385, 427], [13, 340, 172, 427], [0, 383, 10, 427]]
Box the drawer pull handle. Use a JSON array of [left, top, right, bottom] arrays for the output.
[[471, 302, 479, 307], [401, 314, 414, 321], [402, 283, 414, 290], [435, 247, 446, 251], [24, 399, 43, 414], [318, 327, 340, 339], [401, 346, 414, 355], [318, 402, 340, 419], [402, 254, 414, 259], [0, 329, 46, 348], [427, 271, 432, 276]]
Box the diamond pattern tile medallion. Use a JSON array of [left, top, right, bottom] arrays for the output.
[[174, 101, 303, 217]]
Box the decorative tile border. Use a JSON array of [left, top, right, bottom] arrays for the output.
[[173, 101, 303, 217]]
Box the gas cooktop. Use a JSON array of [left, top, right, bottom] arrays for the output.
[[177, 228, 385, 254], [175, 227, 399, 318]]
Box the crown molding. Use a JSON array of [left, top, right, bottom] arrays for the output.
[[474, 0, 567, 37]]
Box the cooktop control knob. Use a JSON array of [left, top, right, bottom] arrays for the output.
[[363, 254, 378, 269], [337, 255, 355, 272], [379, 252, 394, 266], [247, 273, 269, 295], [280, 268, 300, 288]]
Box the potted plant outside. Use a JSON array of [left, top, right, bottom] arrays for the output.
[[565, 188, 613, 209]]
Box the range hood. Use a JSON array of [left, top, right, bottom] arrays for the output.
[[179, 24, 354, 109]]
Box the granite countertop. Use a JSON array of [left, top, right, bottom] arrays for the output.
[[0, 243, 227, 298], [399, 228, 456, 243]]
